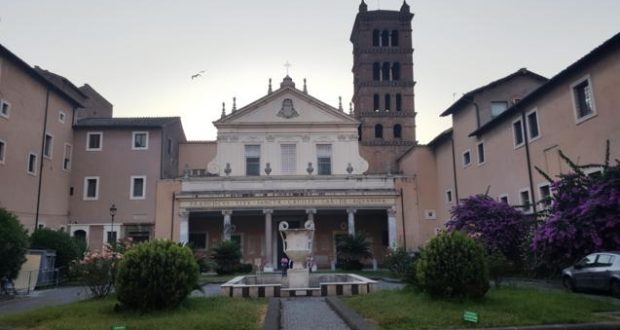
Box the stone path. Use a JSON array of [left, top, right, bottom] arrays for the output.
[[281, 297, 351, 330]]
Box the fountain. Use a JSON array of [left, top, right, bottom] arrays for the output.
[[220, 219, 377, 298], [279, 219, 314, 289]]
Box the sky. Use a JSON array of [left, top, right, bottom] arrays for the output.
[[1, 0, 619, 143]]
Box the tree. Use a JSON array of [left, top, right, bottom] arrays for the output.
[[0, 208, 29, 280], [30, 228, 83, 273], [447, 195, 530, 266], [532, 150, 620, 273], [336, 233, 372, 270]]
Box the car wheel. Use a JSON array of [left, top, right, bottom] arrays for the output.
[[611, 280, 620, 299], [563, 276, 576, 292]]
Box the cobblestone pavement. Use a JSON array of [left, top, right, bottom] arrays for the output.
[[281, 297, 351, 330]]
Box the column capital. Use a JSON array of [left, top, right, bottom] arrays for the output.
[[306, 208, 317, 215], [346, 208, 357, 214], [222, 210, 233, 216], [263, 209, 274, 215], [387, 206, 397, 217]]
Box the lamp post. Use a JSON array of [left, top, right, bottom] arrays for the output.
[[109, 204, 117, 243]]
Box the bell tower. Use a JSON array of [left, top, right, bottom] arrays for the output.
[[351, 0, 416, 174]]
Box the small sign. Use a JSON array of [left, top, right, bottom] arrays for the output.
[[111, 326, 127, 330], [463, 311, 479, 323]]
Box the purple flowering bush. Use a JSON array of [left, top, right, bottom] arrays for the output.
[[446, 195, 530, 265], [532, 164, 620, 273]]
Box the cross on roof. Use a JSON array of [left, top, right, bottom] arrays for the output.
[[284, 61, 291, 76]]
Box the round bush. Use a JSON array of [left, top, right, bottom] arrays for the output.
[[416, 231, 489, 299], [211, 240, 241, 275], [0, 208, 29, 280], [115, 240, 199, 310]]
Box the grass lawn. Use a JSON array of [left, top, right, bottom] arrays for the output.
[[0, 296, 266, 330], [345, 287, 620, 329]]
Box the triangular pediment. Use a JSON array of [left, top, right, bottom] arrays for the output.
[[214, 86, 358, 127]]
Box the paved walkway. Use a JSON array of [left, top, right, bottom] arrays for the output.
[[281, 297, 351, 330], [0, 286, 91, 316]]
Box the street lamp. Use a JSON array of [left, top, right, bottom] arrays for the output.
[[109, 204, 117, 243]]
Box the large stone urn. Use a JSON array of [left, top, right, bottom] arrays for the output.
[[279, 220, 314, 288]]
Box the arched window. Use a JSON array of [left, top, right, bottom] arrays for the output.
[[372, 30, 380, 47], [381, 30, 390, 47], [394, 124, 402, 138], [373, 94, 380, 111], [373, 63, 381, 81], [382, 62, 390, 81], [391, 30, 399, 47], [392, 62, 401, 81], [74, 230, 87, 245], [396, 94, 402, 111], [385, 94, 391, 111], [375, 124, 383, 139]]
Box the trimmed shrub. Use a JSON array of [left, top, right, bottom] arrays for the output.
[[115, 240, 199, 310], [336, 233, 372, 271], [30, 228, 83, 273], [211, 240, 241, 275], [416, 231, 489, 299], [0, 208, 29, 280], [384, 247, 417, 284]]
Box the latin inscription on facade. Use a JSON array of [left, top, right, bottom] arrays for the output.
[[179, 196, 395, 210]]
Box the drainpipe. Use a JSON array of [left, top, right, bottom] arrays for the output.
[[450, 135, 460, 205], [34, 88, 51, 231], [170, 191, 176, 240], [399, 187, 407, 250], [521, 109, 538, 216]]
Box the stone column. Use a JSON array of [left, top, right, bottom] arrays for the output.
[[179, 209, 189, 244], [346, 208, 357, 235], [222, 210, 233, 241], [263, 209, 274, 272], [387, 206, 397, 249], [306, 208, 316, 222]]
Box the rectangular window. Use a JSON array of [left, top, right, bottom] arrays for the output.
[[491, 101, 508, 117], [245, 145, 260, 176], [0, 140, 5, 164], [396, 94, 402, 112], [373, 94, 380, 111], [317, 144, 332, 175], [446, 190, 453, 203], [59, 111, 66, 124], [280, 144, 296, 174], [384, 94, 391, 111], [539, 183, 552, 208], [27, 153, 37, 175], [499, 194, 509, 204], [132, 131, 149, 150], [520, 189, 532, 213], [463, 150, 471, 167], [43, 133, 53, 158], [477, 142, 485, 164], [106, 231, 118, 244], [167, 138, 173, 155], [0, 99, 10, 118], [63, 144, 72, 171], [83, 176, 99, 200], [86, 132, 102, 151], [130, 176, 146, 200], [572, 77, 595, 121], [513, 119, 524, 148], [526, 110, 540, 140]]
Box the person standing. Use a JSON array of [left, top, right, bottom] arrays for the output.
[[280, 256, 289, 276]]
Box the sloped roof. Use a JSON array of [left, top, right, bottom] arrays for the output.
[[440, 68, 548, 117], [34, 66, 88, 103], [75, 117, 181, 129], [470, 32, 620, 137]]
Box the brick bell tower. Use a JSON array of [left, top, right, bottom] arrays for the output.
[[351, 0, 416, 174]]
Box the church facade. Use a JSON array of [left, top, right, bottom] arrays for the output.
[[1, 1, 619, 270]]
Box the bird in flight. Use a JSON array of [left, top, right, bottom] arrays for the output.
[[191, 70, 205, 80]]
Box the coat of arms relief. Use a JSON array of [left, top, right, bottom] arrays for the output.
[[277, 98, 299, 119]]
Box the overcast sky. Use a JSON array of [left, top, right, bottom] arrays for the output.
[[1, 0, 619, 143]]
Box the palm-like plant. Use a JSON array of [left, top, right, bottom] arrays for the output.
[[336, 233, 372, 270]]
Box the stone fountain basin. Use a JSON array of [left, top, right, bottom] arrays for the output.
[[221, 273, 377, 298]]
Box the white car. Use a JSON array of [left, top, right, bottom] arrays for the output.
[[562, 252, 620, 298]]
